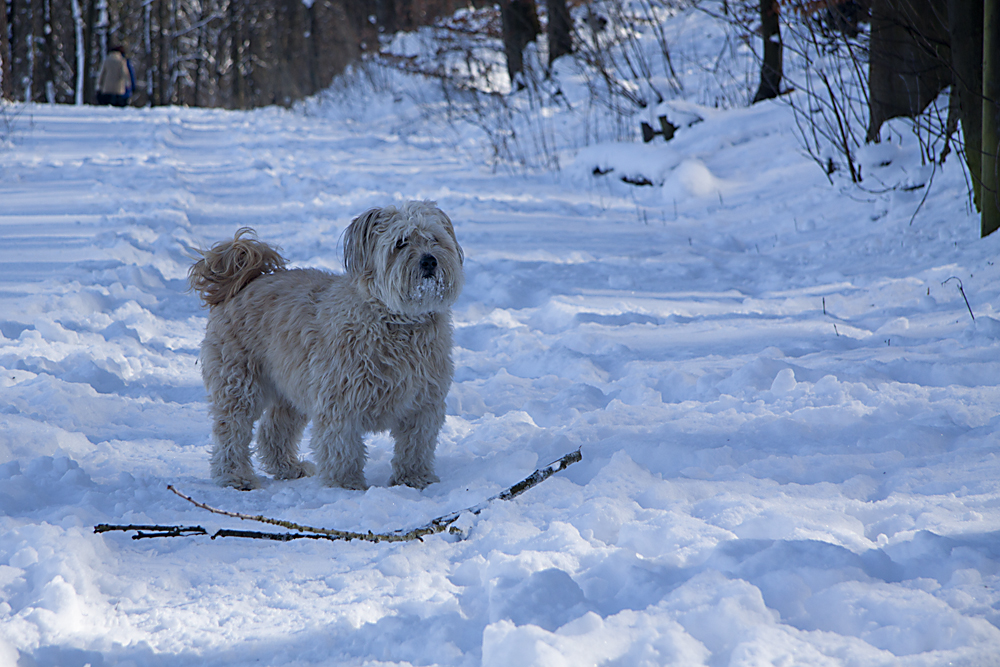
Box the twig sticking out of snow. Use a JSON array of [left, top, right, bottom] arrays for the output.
[[94, 449, 583, 544], [942, 277, 975, 321]]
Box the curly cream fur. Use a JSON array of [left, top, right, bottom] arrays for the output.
[[189, 227, 287, 308], [191, 201, 464, 490]]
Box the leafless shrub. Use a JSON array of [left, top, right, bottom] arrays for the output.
[[782, 9, 870, 183], [0, 102, 29, 148], [721, 0, 957, 192], [363, 0, 711, 170], [364, 6, 568, 170]]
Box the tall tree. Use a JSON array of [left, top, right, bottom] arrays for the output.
[[83, 0, 96, 103], [41, 0, 54, 102], [157, 0, 169, 104], [546, 0, 572, 68], [867, 0, 950, 141], [71, 0, 84, 104], [949, 0, 983, 210], [8, 0, 37, 101], [500, 0, 539, 87], [983, 0, 1000, 235], [1, 0, 11, 99], [752, 0, 781, 103]]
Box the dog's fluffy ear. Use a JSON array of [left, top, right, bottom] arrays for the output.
[[434, 208, 464, 266], [343, 207, 384, 278]]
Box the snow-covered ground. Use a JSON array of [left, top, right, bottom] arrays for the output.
[[3, 14, 1000, 665]]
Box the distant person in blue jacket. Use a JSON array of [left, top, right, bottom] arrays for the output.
[[96, 46, 135, 107]]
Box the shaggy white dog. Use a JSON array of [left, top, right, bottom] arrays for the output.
[[188, 201, 464, 490]]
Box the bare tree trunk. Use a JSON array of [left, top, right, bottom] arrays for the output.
[[95, 0, 107, 66], [193, 19, 204, 107], [84, 0, 96, 103], [229, 0, 246, 109], [307, 3, 320, 94], [42, 0, 54, 102], [752, 0, 782, 103], [27, 0, 44, 102], [983, 0, 1000, 236], [9, 0, 41, 102], [867, 0, 951, 141], [500, 0, 540, 88], [156, 0, 168, 104], [168, 2, 181, 104], [950, 0, 983, 210], [144, 0, 152, 104], [71, 0, 84, 104], [546, 0, 572, 68], [274, 0, 309, 104], [0, 0, 11, 100]]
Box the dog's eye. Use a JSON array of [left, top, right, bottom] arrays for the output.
[[395, 239, 408, 250]]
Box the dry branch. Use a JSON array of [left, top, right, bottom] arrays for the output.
[[94, 524, 208, 539], [95, 449, 582, 544]]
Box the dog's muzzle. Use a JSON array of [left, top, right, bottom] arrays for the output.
[[420, 254, 437, 279]]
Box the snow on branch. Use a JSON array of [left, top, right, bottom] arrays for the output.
[[94, 449, 582, 544]]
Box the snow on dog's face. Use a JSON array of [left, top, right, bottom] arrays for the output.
[[343, 201, 464, 317]]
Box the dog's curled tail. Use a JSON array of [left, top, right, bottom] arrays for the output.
[[188, 227, 287, 307]]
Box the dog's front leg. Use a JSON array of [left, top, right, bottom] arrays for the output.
[[257, 398, 316, 480], [311, 417, 368, 489], [388, 404, 443, 489]]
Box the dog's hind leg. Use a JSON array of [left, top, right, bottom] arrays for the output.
[[311, 418, 368, 490], [204, 344, 264, 490], [256, 397, 316, 480], [388, 404, 443, 489], [209, 401, 261, 490]]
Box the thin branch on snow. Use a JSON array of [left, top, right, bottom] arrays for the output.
[[93, 524, 208, 539], [94, 449, 582, 544]]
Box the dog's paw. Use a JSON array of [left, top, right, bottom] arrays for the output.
[[388, 470, 440, 490], [214, 472, 262, 491], [273, 459, 316, 480], [322, 472, 368, 491]]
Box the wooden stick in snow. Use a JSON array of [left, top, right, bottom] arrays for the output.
[[95, 448, 582, 544]]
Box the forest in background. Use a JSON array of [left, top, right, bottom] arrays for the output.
[[0, 0, 482, 108], [0, 0, 997, 234]]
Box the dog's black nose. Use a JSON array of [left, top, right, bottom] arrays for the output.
[[420, 254, 437, 277]]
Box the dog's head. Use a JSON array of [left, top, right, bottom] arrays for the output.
[[343, 201, 464, 317]]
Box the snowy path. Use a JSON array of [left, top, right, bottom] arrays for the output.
[[2, 100, 1000, 666]]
